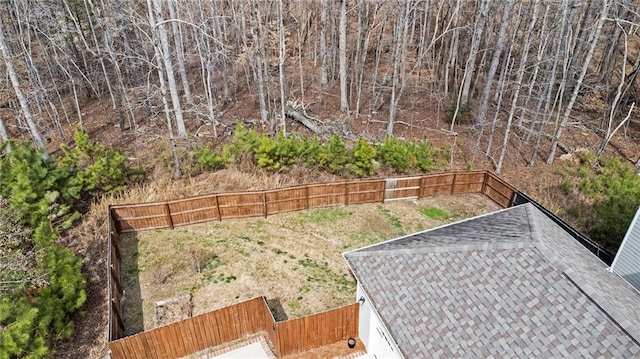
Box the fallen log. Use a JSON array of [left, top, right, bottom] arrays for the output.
[[285, 106, 322, 135]]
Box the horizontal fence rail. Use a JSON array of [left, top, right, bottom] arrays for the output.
[[110, 171, 512, 234], [107, 171, 517, 347], [107, 297, 358, 359]]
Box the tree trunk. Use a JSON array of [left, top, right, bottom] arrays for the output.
[[150, 0, 187, 137], [0, 114, 9, 145], [496, 1, 540, 174], [460, 0, 489, 105], [248, 2, 270, 127], [0, 19, 47, 157], [278, 0, 286, 134], [387, 0, 411, 135], [339, 0, 348, 112], [547, 1, 609, 164], [167, 0, 193, 105], [475, 1, 514, 128], [319, 0, 329, 86]]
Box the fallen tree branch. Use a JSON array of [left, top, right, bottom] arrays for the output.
[[285, 106, 322, 136]]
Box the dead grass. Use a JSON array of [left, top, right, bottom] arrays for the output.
[[119, 194, 500, 334]]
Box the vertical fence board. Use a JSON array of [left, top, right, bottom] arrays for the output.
[[168, 195, 219, 227], [452, 171, 485, 194], [307, 183, 347, 208], [420, 173, 455, 197], [483, 173, 516, 208], [112, 203, 172, 233], [385, 177, 421, 201], [348, 179, 385, 204], [265, 186, 308, 215], [217, 192, 265, 219], [274, 303, 359, 357]]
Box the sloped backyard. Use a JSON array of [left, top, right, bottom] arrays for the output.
[[120, 194, 501, 335]]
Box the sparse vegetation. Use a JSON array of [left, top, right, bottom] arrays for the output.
[[420, 207, 449, 220], [119, 195, 498, 333], [445, 101, 473, 125]]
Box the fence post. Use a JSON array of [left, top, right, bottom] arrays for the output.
[[451, 173, 457, 195], [263, 192, 268, 218], [344, 182, 350, 206], [215, 195, 222, 221], [305, 186, 310, 210], [418, 176, 425, 199], [482, 172, 489, 195], [164, 203, 174, 229], [382, 179, 387, 202]]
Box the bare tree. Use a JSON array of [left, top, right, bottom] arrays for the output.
[[167, 0, 192, 106], [0, 17, 47, 157], [339, 0, 348, 112], [319, 0, 329, 86], [149, 0, 187, 137], [460, 0, 489, 105], [548, 0, 610, 164]]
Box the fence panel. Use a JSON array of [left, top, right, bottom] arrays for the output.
[[307, 183, 347, 209], [420, 173, 455, 197], [265, 186, 308, 215], [275, 303, 359, 356], [168, 194, 220, 227], [452, 172, 485, 194], [108, 212, 125, 342], [111, 203, 171, 233], [108, 297, 274, 359], [217, 192, 265, 219], [483, 173, 516, 208], [385, 177, 421, 201], [348, 179, 385, 204]]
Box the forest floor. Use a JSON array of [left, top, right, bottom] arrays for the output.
[[46, 86, 640, 358]]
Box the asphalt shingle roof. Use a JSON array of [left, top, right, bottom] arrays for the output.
[[344, 203, 640, 358]]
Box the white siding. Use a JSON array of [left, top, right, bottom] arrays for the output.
[[356, 283, 403, 359], [611, 206, 640, 292]]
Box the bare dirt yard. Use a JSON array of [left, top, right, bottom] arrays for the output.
[[119, 193, 501, 335]]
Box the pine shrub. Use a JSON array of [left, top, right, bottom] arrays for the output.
[[347, 139, 378, 177], [193, 147, 225, 172], [223, 123, 260, 163], [255, 132, 304, 171], [376, 136, 411, 173], [300, 136, 322, 167], [322, 134, 349, 173]]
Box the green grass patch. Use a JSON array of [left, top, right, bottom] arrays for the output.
[[420, 207, 449, 219], [377, 206, 405, 235], [299, 208, 350, 224]]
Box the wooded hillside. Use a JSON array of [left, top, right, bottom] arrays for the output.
[[0, 0, 637, 173]]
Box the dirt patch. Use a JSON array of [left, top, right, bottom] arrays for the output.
[[119, 194, 500, 335], [155, 294, 193, 328]]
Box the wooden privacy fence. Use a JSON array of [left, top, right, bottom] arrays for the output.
[[107, 171, 516, 345], [107, 297, 359, 359], [273, 303, 359, 356], [109, 171, 515, 233]]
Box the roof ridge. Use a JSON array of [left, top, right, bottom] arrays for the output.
[[524, 202, 540, 243], [344, 241, 534, 257]]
